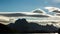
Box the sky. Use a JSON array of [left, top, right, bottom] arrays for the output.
[[0, 0, 60, 12]]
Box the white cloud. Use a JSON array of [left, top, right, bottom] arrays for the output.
[[45, 7, 60, 12]]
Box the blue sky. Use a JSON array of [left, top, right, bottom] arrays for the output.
[[0, 0, 60, 12]]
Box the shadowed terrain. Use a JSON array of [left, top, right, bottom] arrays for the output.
[[0, 18, 60, 33]]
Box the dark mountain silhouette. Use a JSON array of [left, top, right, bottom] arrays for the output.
[[28, 23, 58, 33], [58, 28, 60, 34], [8, 18, 59, 33], [0, 18, 59, 33], [0, 23, 13, 33], [8, 18, 29, 32]]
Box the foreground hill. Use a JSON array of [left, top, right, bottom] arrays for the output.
[[8, 18, 59, 33], [0, 18, 60, 33]]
